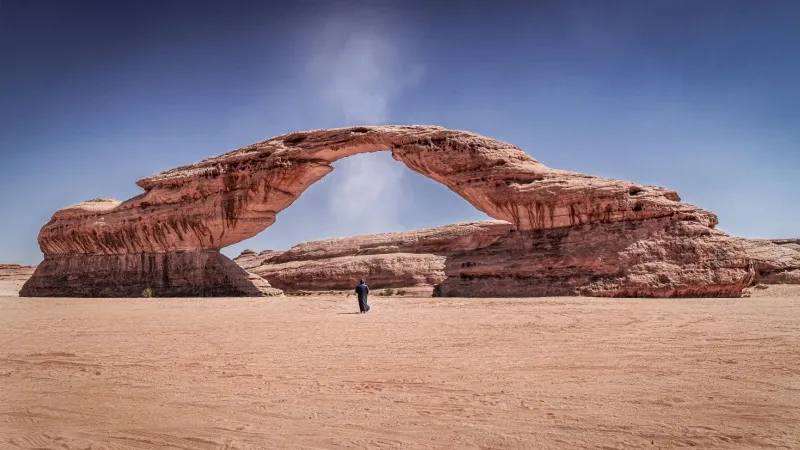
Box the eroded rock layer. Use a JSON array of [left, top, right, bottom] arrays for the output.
[[442, 220, 755, 298], [254, 253, 447, 292], [21, 125, 778, 297], [34, 126, 714, 257], [237, 223, 800, 298], [235, 221, 512, 292], [733, 238, 800, 284], [19, 251, 281, 298]]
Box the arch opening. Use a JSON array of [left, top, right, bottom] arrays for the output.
[[224, 150, 497, 294], [222, 150, 492, 259]]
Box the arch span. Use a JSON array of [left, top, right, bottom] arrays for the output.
[[21, 125, 729, 297]]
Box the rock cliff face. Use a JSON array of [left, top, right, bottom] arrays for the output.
[[21, 252, 282, 298], [236, 222, 799, 298], [19, 125, 782, 298], [234, 221, 512, 292], [33, 126, 713, 259], [442, 220, 754, 298], [733, 239, 800, 285]]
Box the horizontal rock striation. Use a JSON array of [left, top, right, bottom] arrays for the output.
[[35, 126, 712, 258], [21, 125, 779, 297], [235, 221, 512, 292], [20, 251, 281, 298], [442, 220, 755, 298], [268, 220, 513, 263], [733, 238, 800, 285], [252, 253, 447, 293], [239, 221, 799, 298]]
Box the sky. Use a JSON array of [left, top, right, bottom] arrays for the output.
[[0, 0, 798, 265]]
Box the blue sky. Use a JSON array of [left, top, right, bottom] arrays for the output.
[[1, 0, 798, 265]]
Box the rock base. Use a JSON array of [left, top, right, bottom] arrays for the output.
[[251, 253, 447, 292], [440, 219, 756, 298], [19, 251, 283, 298], [235, 220, 511, 293], [234, 219, 791, 299]]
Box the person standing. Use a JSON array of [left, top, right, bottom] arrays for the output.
[[355, 279, 370, 313]]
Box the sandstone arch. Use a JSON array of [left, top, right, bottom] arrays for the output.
[[21, 125, 753, 297]]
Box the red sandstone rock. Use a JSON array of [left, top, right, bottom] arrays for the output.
[[270, 220, 512, 262], [20, 252, 282, 298], [19, 125, 783, 298], [236, 222, 799, 299], [442, 220, 755, 297], [0, 264, 37, 278], [235, 221, 511, 292], [732, 238, 800, 284], [253, 253, 447, 292], [35, 126, 713, 257]]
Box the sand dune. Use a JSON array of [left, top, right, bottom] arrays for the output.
[[2, 290, 799, 449]]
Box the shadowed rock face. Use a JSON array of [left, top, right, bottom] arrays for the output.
[[20, 125, 768, 298], [733, 238, 800, 285], [21, 252, 281, 298], [235, 221, 799, 298], [234, 221, 513, 292]]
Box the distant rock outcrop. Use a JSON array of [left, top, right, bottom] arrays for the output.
[[0, 264, 37, 297], [236, 222, 799, 298], [734, 238, 800, 285], [19, 125, 792, 297], [234, 221, 512, 293]]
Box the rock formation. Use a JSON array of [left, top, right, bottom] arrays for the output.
[[19, 125, 789, 298], [21, 251, 281, 297], [733, 238, 800, 285], [236, 224, 800, 298], [234, 221, 511, 293]]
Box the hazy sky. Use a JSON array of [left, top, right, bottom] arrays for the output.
[[1, 0, 798, 265]]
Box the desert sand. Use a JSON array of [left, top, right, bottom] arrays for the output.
[[2, 286, 799, 449]]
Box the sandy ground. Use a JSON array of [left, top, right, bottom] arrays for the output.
[[0, 267, 36, 298], [1, 289, 799, 449], [0, 281, 25, 298]]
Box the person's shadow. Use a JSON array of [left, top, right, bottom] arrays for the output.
[[336, 312, 362, 315]]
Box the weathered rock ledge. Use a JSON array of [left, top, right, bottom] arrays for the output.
[[236, 221, 800, 298], [734, 238, 800, 285], [234, 221, 511, 293], [20, 251, 281, 298]]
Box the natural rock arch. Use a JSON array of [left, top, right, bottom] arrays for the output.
[[21, 125, 749, 298]]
